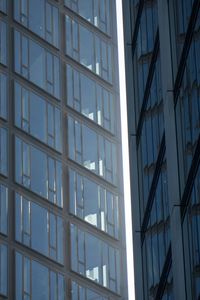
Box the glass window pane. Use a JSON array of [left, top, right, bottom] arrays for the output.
[[0, 20, 7, 65], [70, 224, 120, 292], [14, 81, 62, 152], [31, 146, 47, 197], [15, 137, 62, 206], [0, 0, 7, 13], [82, 125, 98, 172], [32, 260, 49, 300], [68, 116, 117, 184], [0, 243, 7, 296], [0, 183, 8, 235], [64, 0, 110, 35], [0, 127, 8, 177], [31, 202, 48, 256], [14, 0, 59, 47], [65, 16, 112, 82], [0, 73, 7, 120], [15, 251, 65, 300], [14, 30, 60, 99]]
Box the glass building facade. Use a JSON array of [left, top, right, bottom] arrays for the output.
[[123, 0, 200, 299], [0, 1, 128, 299]]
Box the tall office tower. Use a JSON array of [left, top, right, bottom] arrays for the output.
[[123, 0, 200, 299], [0, 1, 128, 299]]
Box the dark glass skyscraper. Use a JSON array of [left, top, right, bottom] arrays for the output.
[[0, 1, 127, 299], [123, 0, 200, 299]]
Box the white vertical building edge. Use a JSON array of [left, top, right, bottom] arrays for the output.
[[116, 1, 135, 299]]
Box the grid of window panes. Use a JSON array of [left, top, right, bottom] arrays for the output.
[[131, 0, 172, 298], [0, 0, 122, 299], [173, 4, 200, 299]]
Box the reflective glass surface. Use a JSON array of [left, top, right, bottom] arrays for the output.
[[15, 136, 63, 207], [0, 20, 7, 65], [68, 116, 117, 184], [0, 183, 8, 235], [14, 0, 59, 47], [15, 192, 63, 263], [0, 127, 8, 177], [66, 64, 114, 132], [69, 169, 118, 238], [64, 0, 111, 35], [0, 0, 7, 13], [173, 0, 195, 62], [15, 251, 65, 300], [70, 224, 120, 293], [14, 30, 60, 99], [65, 15, 112, 83], [142, 161, 171, 298], [71, 280, 109, 300], [0, 243, 7, 296], [182, 164, 200, 299], [133, 0, 158, 122], [138, 57, 164, 218], [15, 81, 62, 152], [176, 13, 200, 192], [0, 72, 7, 120]]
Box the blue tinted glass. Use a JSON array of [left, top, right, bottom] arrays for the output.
[[0, 184, 8, 235], [14, 30, 60, 99], [15, 137, 63, 207], [0, 20, 7, 65], [0, 73, 7, 120], [14, 0, 59, 47], [14, 82, 62, 152], [64, 0, 110, 35], [68, 117, 117, 184], [0, 0, 7, 13], [0, 127, 8, 177], [15, 193, 64, 264], [69, 169, 119, 238], [70, 224, 120, 293], [66, 64, 114, 132], [31, 202, 48, 256], [31, 147, 47, 197], [0, 243, 7, 296], [32, 261, 49, 300], [65, 16, 112, 83], [15, 251, 65, 300]]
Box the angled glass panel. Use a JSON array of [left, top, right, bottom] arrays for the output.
[[0, 183, 8, 235]]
